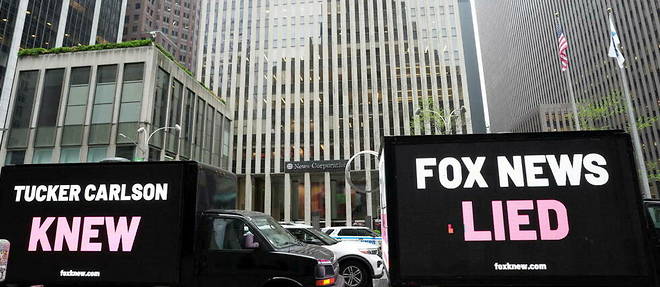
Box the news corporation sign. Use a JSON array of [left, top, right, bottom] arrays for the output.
[[285, 160, 349, 173]]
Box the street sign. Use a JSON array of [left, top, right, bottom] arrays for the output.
[[285, 160, 348, 173]]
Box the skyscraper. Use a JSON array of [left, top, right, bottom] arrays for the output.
[[475, 0, 660, 194], [198, 0, 485, 225], [0, 0, 127, 145], [122, 0, 200, 72]]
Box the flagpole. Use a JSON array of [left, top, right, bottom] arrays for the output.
[[608, 8, 651, 198], [555, 12, 581, 130]]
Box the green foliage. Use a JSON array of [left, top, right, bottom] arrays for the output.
[[411, 97, 462, 134], [577, 90, 659, 132], [18, 39, 228, 106], [646, 161, 660, 183], [578, 90, 659, 184], [18, 39, 153, 57]]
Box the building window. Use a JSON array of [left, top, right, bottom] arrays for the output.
[[116, 145, 136, 160], [118, 63, 145, 145], [5, 150, 26, 165], [90, 65, 118, 145], [32, 148, 53, 164], [222, 117, 230, 168], [151, 68, 171, 149], [35, 69, 65, 147], [7, 71, 39, 148], [59, 147, 81, 163], [290, 174, 305, 221], [166, 79, 183, 153], [87, 146, 108, 162], [193, 98, 206, 160], [63, 67, 91, 146], [182, 89, 195, 158]]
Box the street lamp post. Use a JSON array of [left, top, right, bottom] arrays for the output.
[[413, 106, 465, 134], [119, 124, 182, 161]]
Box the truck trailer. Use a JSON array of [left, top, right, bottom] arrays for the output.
[[0, 161, 340, 287], [379, 131, 656, 287]]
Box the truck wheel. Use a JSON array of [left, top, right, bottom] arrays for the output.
[[340, 260, 371, 287]]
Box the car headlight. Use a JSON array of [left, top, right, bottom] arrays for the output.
[[358, 248, 379, 255]]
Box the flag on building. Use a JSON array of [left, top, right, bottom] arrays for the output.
[[608, 13, 625, 68], [555, 22, 569, 72]]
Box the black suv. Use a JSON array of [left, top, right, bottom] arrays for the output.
[[198, 210, 343, 287]]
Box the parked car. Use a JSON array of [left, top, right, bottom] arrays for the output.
[[322, 226, 382, 247], [282, 223, 385, 287]]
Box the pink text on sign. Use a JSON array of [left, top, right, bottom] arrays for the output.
[[462, 200, 569, 241], [28, 216, 141, 252]]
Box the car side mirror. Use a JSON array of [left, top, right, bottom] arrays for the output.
[[244, 233, 260, 249]]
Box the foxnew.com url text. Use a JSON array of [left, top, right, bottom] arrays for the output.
[[494, 262, 548, 271], [59, 270, 101, 277]]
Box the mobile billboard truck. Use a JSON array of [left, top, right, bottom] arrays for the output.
[[379, 131, 656, 287], [0, 161, 341, 287]]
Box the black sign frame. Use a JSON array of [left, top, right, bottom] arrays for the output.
[[382, 131, 656, 287]]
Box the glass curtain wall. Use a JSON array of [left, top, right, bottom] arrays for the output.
[[63, 0, 96, 46], [89, 65, 117, 148], [151, 68, 170, 160], [95, 0, 121, 44], [61, 66, 90, 159], [21, 0, 62, 49], [33, 68, 65, 163], [116, 62, 145, 160], [181, 89, 195, 160], [7, 70, 39, 157], [165, 80, 183, 158]]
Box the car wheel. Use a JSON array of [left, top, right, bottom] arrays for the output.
[[341, 260, 371, 287]]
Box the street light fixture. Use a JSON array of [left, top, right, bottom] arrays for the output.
[[118, 124, 182, 161], [140, 124, 182, 147]]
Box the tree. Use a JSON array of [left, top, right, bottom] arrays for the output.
[[411, 97, 464, 135], [577, 90, 657, 131], [576, 89, 659, 193]]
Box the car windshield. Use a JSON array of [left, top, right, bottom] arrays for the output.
[[307, 228, 339, 245], [364, 229, 379, 237], [251, 216, 300, 248]]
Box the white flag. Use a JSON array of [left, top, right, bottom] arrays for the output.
[[608, 13, 625, 68]]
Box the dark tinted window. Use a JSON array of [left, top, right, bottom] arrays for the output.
[[356, 229, 375, 237], [37, 68, 65, 126], [123, 63, 145, 81], [647, 205, 660, 229], [70, 66, 91, 85], [338, 229, 359, 236]]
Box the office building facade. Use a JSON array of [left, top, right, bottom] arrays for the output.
[[0, 44, 232, 168], [198, 0, 485, 226], [475, 0, 660, 195], [0, 0, 128, 147], [122, 0, 200, 72]]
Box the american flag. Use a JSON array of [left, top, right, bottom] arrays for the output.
[[556, 22, 569, 71]]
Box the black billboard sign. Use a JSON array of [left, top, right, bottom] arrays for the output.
[[382, 132, 654, 286], [0, 162, 188, 285], [285, 160, 348, 173]]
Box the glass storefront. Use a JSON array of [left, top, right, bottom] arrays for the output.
[[234, 170, 380, 227]]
